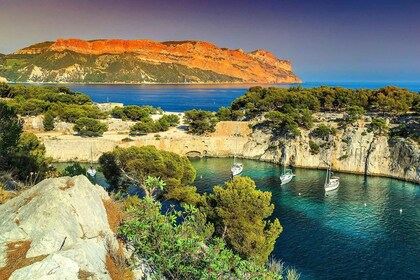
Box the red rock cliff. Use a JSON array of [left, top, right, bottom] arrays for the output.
[[14, 38, 301, 83]]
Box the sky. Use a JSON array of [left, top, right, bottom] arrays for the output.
[[0, 0, 419, 82]]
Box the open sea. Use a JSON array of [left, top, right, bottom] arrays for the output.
[[65, 81, 420, 112]]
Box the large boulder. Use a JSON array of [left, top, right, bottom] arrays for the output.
[[0, 176, 121, 279]]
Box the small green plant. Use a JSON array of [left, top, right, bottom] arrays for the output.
[[121, 137, 133, 142], [309, 140, 320, 155]]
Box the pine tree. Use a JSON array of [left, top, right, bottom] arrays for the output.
[[208, 176, 282, 265], [43, 112, 55, 131]]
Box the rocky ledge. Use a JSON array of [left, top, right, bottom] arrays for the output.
[[0, 176, 144, 279]]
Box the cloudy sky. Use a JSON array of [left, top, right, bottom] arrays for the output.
[[0, 0, 419, 82]]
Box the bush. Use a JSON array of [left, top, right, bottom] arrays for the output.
[[99, 146, 197, 200], [184, 109, 218, 135], [62, 162, 87, 177], [309, 140, 320, 155], [43, 112, 55, 131], [370, 118, 388, 135], [73, 117, 108, 137], [119, 198, 280, 279], [312, 124, 336, 139]]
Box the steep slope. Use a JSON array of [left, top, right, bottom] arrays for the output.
[[0, 38, 301, 84]]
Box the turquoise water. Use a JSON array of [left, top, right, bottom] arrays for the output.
[[190, 158, 420, 280], [55, 159, 420, 279], [65, 81, 420, 112]]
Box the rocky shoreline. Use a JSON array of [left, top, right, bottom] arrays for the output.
[[27, 117, 420, 184]]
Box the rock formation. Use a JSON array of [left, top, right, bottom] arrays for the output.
[[0, 39, 301, 84], [0, 176, 143, 279]]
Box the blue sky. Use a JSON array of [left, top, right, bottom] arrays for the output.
[[0, 0, 419, 82]]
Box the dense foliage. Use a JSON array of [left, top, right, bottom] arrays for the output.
[[129, 114, 180, 135], [206, 177, 282, 265], [99, 146, 200, 204], [111, 105, 160, 121], [1, 83, 108, 122], [73, 117, 108, 137], [119, 198, 280, 279], [184, 109, 218, 135], [0, 102, 50, 182], [43, 112, 55, 131]]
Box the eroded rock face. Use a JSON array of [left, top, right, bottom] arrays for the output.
[[0, 176, 120, 279], [243, 126, 420, 183], [6, 38, 301, 84]]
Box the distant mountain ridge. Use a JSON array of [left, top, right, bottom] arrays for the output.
[[0, 38, 301, 84]]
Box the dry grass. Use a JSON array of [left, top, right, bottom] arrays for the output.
[[102, 199, 124, 233], [59, 180, 75, 191], [105, 239, 134, 280], [0, 241, 47, 279], [78, 269, 95, 279], [0, 185, 19, 205]]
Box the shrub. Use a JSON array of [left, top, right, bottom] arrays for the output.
[[73, 117, 108, 137], [119, 198, 280, 279], [184, 109, 218, 135], [309, 140, 320, 155], [312, 124, 336, 139], [43, 112, 55, 131], [370, 118, 388, 135]]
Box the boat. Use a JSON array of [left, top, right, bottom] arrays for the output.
[[231, 127, 243, 176], [87, 144, 96, 177], [324, 125, 339, 191], [280, 148, 295, 185], [280, 169, 295, 185]]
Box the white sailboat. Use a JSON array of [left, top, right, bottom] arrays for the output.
[[280, 148, 295, 185], [87, 144, 96, 177], [231, 128, 243, 176], [324, 125, 339, 191]]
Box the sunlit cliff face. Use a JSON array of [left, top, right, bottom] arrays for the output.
[[14, 38, 301, 83]]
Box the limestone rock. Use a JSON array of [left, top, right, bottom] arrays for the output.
[[0, 175, 127, 279]]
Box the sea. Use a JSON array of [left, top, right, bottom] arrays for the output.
[[65, 81, 420, 112], [53, 81, 420, 279], [56, 159, 420, 280]]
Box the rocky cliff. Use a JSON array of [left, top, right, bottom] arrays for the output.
[[29, 120, 419, 184], [0, 176, 145, 279], [0, 39, 301, 84], [243, 125, 420, 184]]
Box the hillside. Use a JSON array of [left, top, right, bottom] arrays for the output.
[[0, 38, 301, 84]]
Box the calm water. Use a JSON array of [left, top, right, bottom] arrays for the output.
[[56, 158, 420, 279], [190, 158, 420, 280], [65, 81, 420, 112]]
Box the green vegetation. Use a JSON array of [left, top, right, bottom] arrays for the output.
[[184, 109, 218, 135], [345, 105, 366, 123], [119, 198, 280, 279], [100, 146, 284, 278], [99, 146, 199, 203], [0, 102, 51, 183], [111, 105, 156, 121], [0, 51, 241, 83], [370, 118, 388, 135], [309, 140, 320, 155], [73, 117, 108, 137], [129, 114, 179, 135], [311, 124, 336, 140], [1, 83, 109, 123], [42, 112, 55, 131], [61, 162, 87, 177], [206, 177, 282, 265]]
